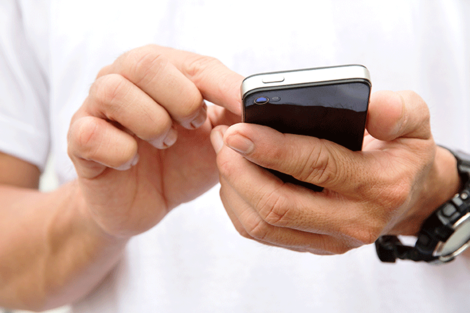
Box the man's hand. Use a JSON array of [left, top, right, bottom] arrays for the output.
[[211, 90, 461, 254], [68, 45, 242, 238], [0, 46, 243, 310]]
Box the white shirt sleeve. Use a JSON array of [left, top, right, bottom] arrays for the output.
[[0, 0, 49, 172]]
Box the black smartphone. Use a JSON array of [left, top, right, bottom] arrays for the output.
[[241, 65, 371, 191]]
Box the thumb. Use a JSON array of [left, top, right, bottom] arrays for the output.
[[207, 105, 242, 128], [367, 90, 431, 141]]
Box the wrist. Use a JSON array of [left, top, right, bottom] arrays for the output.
[[390, 145, 461, 236], [423, 146, 463, 212], [419, 146, 461, 227], [376, 146, 470, 263], [71, 181, 130, 244], [0, 181, 129, 309]]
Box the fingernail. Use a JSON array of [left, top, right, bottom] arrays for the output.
[[115, 153, 139, 171], [190, 105, 207, 129], [131, 153, 140, 166], [163, 127, 178, 147], [210, 127, 226, 153], [149, 127, 177, 149], [225, 134, 254, 155]]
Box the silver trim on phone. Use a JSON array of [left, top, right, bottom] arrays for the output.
[[241, 65, 371, 99]]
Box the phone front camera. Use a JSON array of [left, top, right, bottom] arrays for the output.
[[254, 97, 269, 105]]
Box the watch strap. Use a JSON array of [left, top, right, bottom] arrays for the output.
[[375, 235, 437, 262]]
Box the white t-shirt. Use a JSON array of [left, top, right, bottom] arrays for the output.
[[1, 1, 470, 312]]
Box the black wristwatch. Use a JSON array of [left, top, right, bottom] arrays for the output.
[[375, 148, 470, 264]]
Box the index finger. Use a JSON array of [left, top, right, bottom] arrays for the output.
[[161, 46, 244, 115], [114, 45, 243, 116], [223, 122, 377, 195]]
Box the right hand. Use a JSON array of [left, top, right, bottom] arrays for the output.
[[211, 91, 459, 254], [67, 45, 242, 238]]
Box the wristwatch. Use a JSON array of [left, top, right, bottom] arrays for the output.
[[375, 148, 470, 264]]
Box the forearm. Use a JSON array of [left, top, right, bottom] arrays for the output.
[[0, 181, 128, 311]]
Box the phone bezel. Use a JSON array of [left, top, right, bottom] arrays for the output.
[[241, 64, 371, 100]]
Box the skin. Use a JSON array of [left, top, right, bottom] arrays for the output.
[[211, 90, 462, 254], [0, 45, 242, 310], [0, 45, 463, 310]]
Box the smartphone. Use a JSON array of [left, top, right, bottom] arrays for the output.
[[241, 65, 371, 191]]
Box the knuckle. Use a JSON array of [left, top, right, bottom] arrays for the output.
[[184, 55, 222, 80], [257, 188, 291, 227], [380, 178, 412, 211], [262, 146, 285, 168], [245, 218, 270, 241], [294, 142, 339, 186], [216, 154, 236, 178], [70, 117, 101, 160], [129, 46, 169, 85], [91, 74, 127, 110]]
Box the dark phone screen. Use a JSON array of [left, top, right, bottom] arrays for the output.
[[243, 81, 370, 191]]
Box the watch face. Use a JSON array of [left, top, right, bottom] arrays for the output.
[[437, 213, 470, 257]]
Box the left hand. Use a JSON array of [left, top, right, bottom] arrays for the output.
[[67, 45, 242, 237], [211, 90, 461, 254]]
